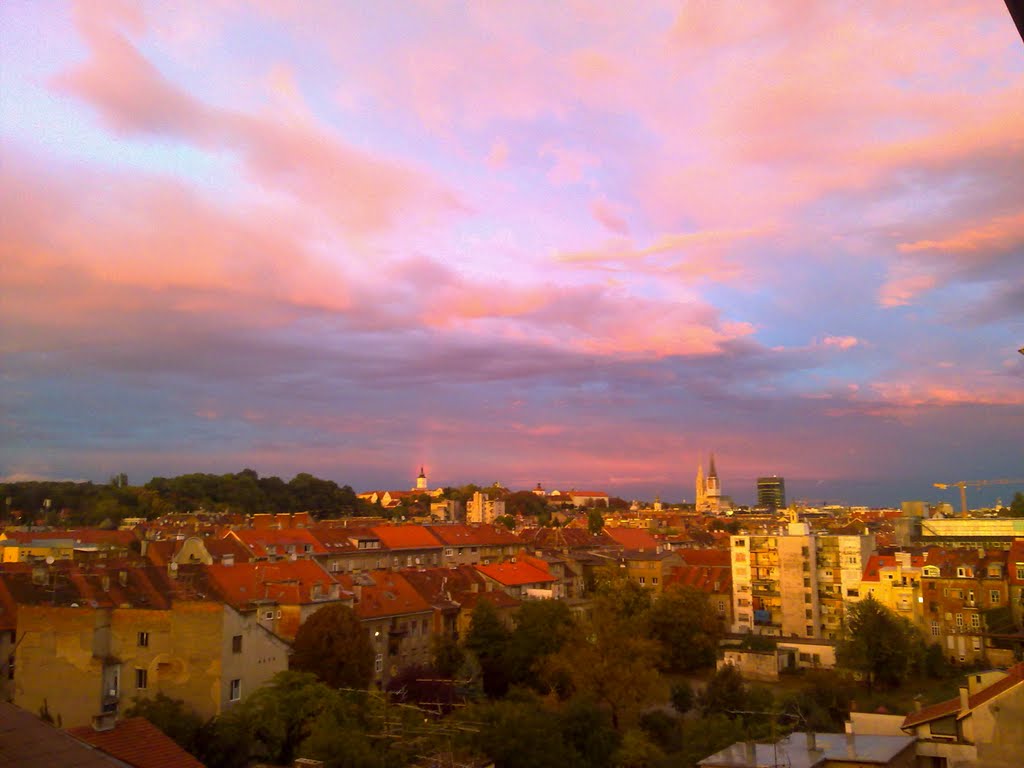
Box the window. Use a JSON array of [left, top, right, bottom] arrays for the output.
[[957, 567, 966, 577], [135, 668, 148, 690], [229, 678, 241, 701], [803, 578, 811, 587], [971, 614, 981, 629], [137, 631, 149, 647], [638, 577, 645, 584], [717, 600, 725, 613], [931, 621, 940, 637], [990, 590, 1001, 605], [735, 539, 745, 547], [955, 614, 964, 628], [805, 609, 813, 619], [804, 594, 811, 603], [232, 635, 242, 654], [847, 588, 859, 597], [263, 610, 274, 621], [375, 653, 384, 673], [1017, 565, 1024, 580], [652, 577, 659, 585], [444, 548, 454, 557], [806, 626, 814, 637]]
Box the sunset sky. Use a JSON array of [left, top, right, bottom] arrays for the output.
[[2, 2, 1022, 507]]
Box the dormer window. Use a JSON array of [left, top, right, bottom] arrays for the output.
[[957, 567, 966, 578]]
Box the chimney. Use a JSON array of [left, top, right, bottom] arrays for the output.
[[805, 731, 818, 752], [959, 685, 970, 712], [845, 720, 855, 755]]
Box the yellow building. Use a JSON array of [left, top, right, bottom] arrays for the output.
[[5, 563, 288, 728]]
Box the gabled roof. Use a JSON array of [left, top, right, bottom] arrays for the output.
[[602, 527, 660, 551], [677, 549, 731, 568], [517, 527, 606, 550], [0, 702, 130, 768], [475, 560, 556, 586], [425, 524, 520, 547], [67, 717, 206, 768], [0, 562, 177, 610], [667, 564, 732, 593], [902, 662, 1024, 729], [204, 560, 341, 608], [224, 528, 328, 558], [370, 525, 443, 551], [335, 571, 433, 620]]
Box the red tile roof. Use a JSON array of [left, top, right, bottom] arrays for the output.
[[677, 549, 731, 567], [475, 560, 556, 586], [67, 717, 206, 768], [204, 560, 340, 608], [370, 525, 443, 550], [666, 564, 732, 593], [336, 571, 434, 620], [602, 527, 660, 551], [224, 528, 327, 558], [425, 524, 520, 547]]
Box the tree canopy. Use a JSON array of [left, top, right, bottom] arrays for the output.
[[836, 594, 921, 691], [290, 604, 374, 690]]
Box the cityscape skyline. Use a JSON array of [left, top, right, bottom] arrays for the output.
[[1, 3, 1022, 508]]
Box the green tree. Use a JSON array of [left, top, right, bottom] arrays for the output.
[[464, 599, 512, 697], [290, 604, 374, 689], [545, 580, 665, 730], [1009, 492, 1024, 518], [699, 664, 747, 718], [646, 585, 723, 673], [588, 507, 605, 534], [221, 671, 334, 767], [460, 693, 577, 768], [505, 599, 575, 690], [431, 632, 466, 679], [836, 595, 919, 692], [670, 681, 694, 714], [126, 693, 205, 757]]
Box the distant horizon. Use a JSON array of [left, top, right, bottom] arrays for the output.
[[4, 465, 1021, 511]]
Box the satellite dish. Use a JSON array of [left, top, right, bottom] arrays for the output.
[[45, 556, 55, 565]]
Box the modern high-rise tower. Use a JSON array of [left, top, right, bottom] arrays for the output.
[[756, 476, 786, 509]]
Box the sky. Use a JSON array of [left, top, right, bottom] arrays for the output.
[[1, 1, 1023, 508]]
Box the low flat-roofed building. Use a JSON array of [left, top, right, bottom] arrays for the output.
[[699, 731, 916, 768]]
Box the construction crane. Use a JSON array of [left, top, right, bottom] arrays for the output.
[[932, 478, 1024, 517]]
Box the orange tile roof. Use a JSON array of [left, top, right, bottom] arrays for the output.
[[603, 527, 660, 551], [666, 564, 732, 593], [475, 560, 556, 586], [204, 560, 340, 607], [225, 528, 327, 558], [67, 716, 206, 768], [335, 571, 433, 619], [425, 524, 520, 547], [371, 525, 443, 550]]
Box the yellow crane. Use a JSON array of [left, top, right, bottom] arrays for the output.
[[932, 478, 1024, 517]]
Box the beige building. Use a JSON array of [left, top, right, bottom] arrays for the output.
[[466, 492, 505, 525], [901, 663, 1024, 768]]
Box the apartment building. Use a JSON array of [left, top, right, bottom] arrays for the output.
[[731, 522, 876, 640]]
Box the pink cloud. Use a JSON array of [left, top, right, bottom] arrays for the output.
[[53, 8, 461, 235], [590, 198, 630, 235], [878, 265, 938, 308], [821, 336, 860, 350], [899, 212, 1024, 256]]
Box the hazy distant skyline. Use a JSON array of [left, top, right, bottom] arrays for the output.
[[1, 2, 1022, 508]]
